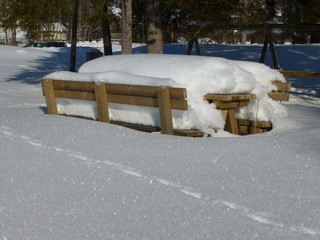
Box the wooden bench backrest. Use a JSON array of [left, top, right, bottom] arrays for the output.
[[41, 79, 188, 135]]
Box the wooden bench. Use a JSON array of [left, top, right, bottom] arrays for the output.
[[41, 79, 203, 137], [204, 93, 256, 135], [268, 80, 291, 101]]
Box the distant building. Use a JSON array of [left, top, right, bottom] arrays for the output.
[[38, 23, 68, 42], [0, 23, 68, 45]]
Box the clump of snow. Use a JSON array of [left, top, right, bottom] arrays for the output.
[[45, 54, 287, 134]]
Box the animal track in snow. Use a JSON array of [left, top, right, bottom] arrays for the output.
[[1, 125, 319, 237]]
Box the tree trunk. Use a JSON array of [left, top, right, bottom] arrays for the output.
[[121, 0, 132, 54], [5, 29, 9, 45], [69, 0, 80, 72], [102, 3, 113, 55], [265, 0, 276, 20], [187, 38, 194, 55], [241, 33, 247, 44], [194, 37, 201, 56], [102, 18, 113, 55], [146, 0, 163, 54], [11, 27, 17, 46]]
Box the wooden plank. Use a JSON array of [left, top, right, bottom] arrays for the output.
[[107, 94, 188, 110], [170, 88, 187, 99], [268, 91, 290, 101], [55, 89, 187, 109], [107, 94, 157, 107], [51, 80, 188, 99], [205, 94, 233, 101], [110, 121, 161, 132], [55, 89, 96, 101], [174, 129, 203, 137], [238, 119, 272, 135], [237, 119, 250, 126], [272, 81, 291, 91], [280, 71, 320, 78], [250, 125, 267, 134], [157, 87, 174, 135], [106, 84, 187, 99], [52, 80, 95, 91], [204, 94, 256, 101], [238, 100, 251, 107], [238, 119, 272, 128], [110, 121, 203, 137], [41, 79, 58, 114], [213, 100, 250, 109], [54, 89, 185, 106], [239, 125, 249, 135], [94, 83, 110, 123]]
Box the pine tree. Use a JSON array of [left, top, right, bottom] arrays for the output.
[[0, 0, 19, 45], [87, 0, 114, 55]]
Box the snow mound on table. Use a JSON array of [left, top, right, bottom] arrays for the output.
[[45, 70, 176, 87], [45, 54, 287, 134]]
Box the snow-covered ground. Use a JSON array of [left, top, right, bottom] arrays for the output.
[[0, 43, 319, 239]]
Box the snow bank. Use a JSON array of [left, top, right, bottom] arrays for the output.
[[45, 54, 288, 134]]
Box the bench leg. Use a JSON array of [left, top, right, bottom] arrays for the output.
[[94, 83, 110, 123], [158, 87, 174, 135], [223, 109, 239, 135], [41, 79, 58, 114]]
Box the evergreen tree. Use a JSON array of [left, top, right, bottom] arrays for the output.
[[0, 0, 19, 44], [86, 0, 116, 55]]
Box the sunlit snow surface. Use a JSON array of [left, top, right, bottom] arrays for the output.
[[0, 43, 319, 239]]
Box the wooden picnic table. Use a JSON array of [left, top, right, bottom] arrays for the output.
[[204, 93, 256, 135]]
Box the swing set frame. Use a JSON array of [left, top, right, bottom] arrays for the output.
[[187, 22, 320, 78]]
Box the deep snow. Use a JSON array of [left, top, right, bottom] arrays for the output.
[[0, 43, 320, 239]]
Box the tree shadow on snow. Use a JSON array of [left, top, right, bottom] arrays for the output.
[[5, 47, 97, 85], [6, 43, 319, 97], [188, 43, 320, 98]]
